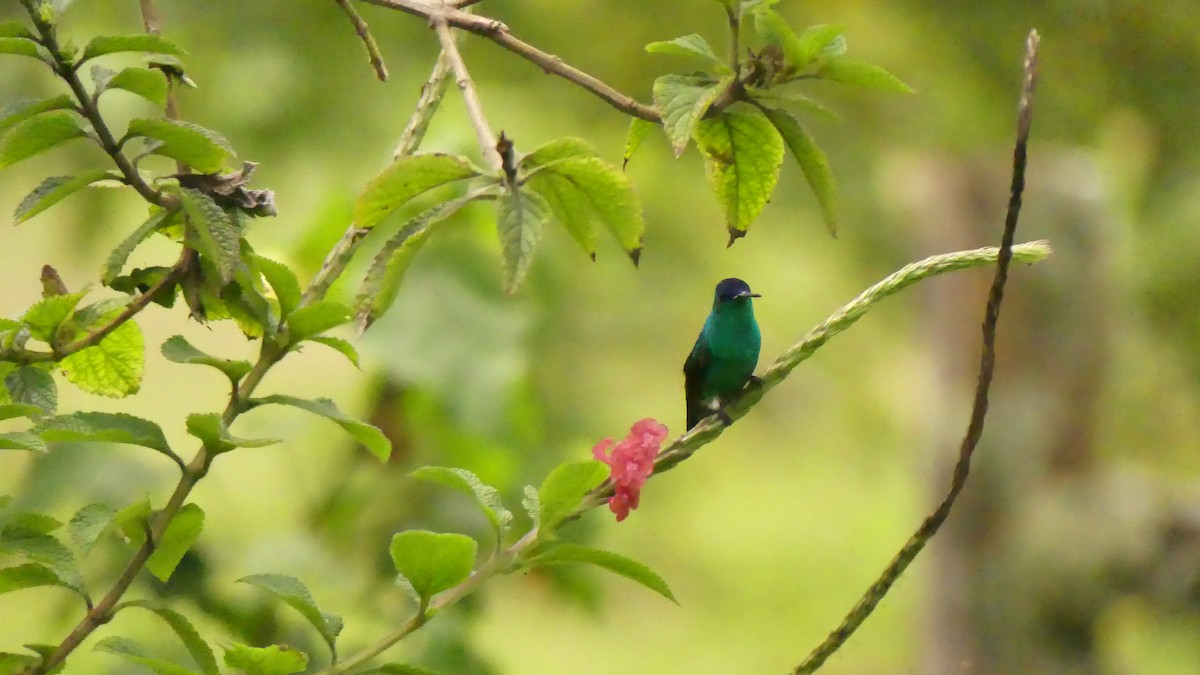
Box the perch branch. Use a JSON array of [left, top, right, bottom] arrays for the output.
[[432, 17, 500, 170], [334, 0, 390, 81]]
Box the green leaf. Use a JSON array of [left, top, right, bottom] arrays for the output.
[[0, 525, 85, 597], [5, 367, 56, 413], [0, 403, 42, 422], [101, 209, 172, 285], [251, 255, 301, 319], [146, 503, 203, 582], [495, 188, 550, 294], [389, 530, 477, 601], [0, 22, 34, 40], [123, 600, 220, 675], [794, 24, 846, 67], [525, 171, 599, 260], [286, 300, 351, 343], [251, 395, 391, 462], [0, 652, 39, 673], [0, 111, 87, 170], [36, 411, 170, 456], [356, 665, 443, 675], [80, 34, 186, 62], [180, 187, 240, 286], [69, 502, 117, 555], [751, 8, 808, 68], [0, 95, 75, 135], [60, 318, 144, 397], [645, 34, 723, 66], [0, 563, 67, 596], [238, 574, 343, 652], [818, 56, 913, 93], [527, 157, 644, 262], [14, 169, 113, 223], [354, 193, 480, 333], [525, 543, 677, 603], [5, 513, 61, 534], [518, 137, 599, 169], [0, 37, 44, 61], [185, 412, 279, 454], [623, 117, 656, 169], [161, 335, 252, 382], [99, 67, 169, 106], [760, 106, 837, 235], [108, 497, 151, 546], [537, 460, 608, 532], [126, 118, 233, 173], [93, 636, 196, 675], [0, 431, 47, 453], [21, 290, 86, 343], [354, 153, 481, 229], [410, 466, 513, 538], [308, 336, 359, 368], [694, 109, 785, 242], [651, 73, 727, 156], [223, 642, 307, 675], [521, 486, 540, 529]]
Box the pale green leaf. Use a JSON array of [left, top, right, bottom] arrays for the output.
[[14, 169, 113, 223], [495, 188, 550, 294], [4, 366, 56, 413], [60, 318, 144, 397], [761, 106, 837, 235], [651, 73, 728, 156], [751, 8, 809, 68], [524, 170, 598, 260], [0, 37, 43, 61], [21, 290, 86, 343], [525, 543, 677, 603], [123, 600, 220, 675], [521, 486, 540, 529], [529, 158, 644, 262], [0, 432, 45, 453], [389, 530, 477, 601], [0, 22, 34, 40], [517, 137, 599, 170], [180, 187, 239, 285], [645, 34, 722, 66], [36, 411, 169, 454], [537, 460, 608, 532], [286, 300, 351, 343], [353, 153, 480, 230], [185, 412, 278, 454], [0, 652, 39, 673], [238, 574, 343, 651], [0, 95, 75, 134], [99, 67, 169, 107], [0, 525, 85, 597], [68, 502, 117, 555], [80, 34, 186, 62], [623, 117, 656, 169], [308, 336, 359, 368], [161, 335, 252, 382], [410, 466, 513, 538], [145, 503, 203, 582], [251, 394, 391, 462], [223, 642, 307, 675], [93, 636, 196, 675], [0, 111, 87, 170], [0, 403, 42, 422], [794, 24, 846, 67], [126, 118, 233, 173], [0, 563, 65, 596], [251, 255, 301, 319], [819, 56, 913, 93], [694, 109, 785, 242], [101, 209, 172, 285]]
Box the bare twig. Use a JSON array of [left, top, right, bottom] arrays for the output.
[[393, 49, 453, 160], [334, 0, 390, 81], [432, 17, 500, 170], [791, 29, 1040, 675]]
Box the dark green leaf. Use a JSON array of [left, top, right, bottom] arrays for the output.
[[238, 574, 343, 652], [223, 642, 307, 675], [0, 37, 43, 61], [651, 73, 727, 156], [818, 56, 913, 93], [693, 109, 785, 241], [537, 460, 608, 533], [102, 209, 173, 285], [123, 600, 220, 675], [285, 300, 351, 343], [5, 367, 56, 413], [5, 513, 61, 534], [495, 188, 549, 294], [14, 169, 113, 223], [0, 111, 87, 170], [251, 255, 301, 319], [0, 95, 75, 135], [410, 466, 513, 538], [0, 431, 47, 453], [161, 335, 252, 382], [36, 411, 169, 454], [308, 336, 359, 368], [389, 530, 477, 601], [0, 652, 39, 673], [93, 636, 196, 675], [354, 153, 480, 229], [525, 543, 677, 603], [185, 412, 279, 454], [59, 318, 144, 397], [126, 118, 233, 173], [0, 526, 85, 597], [623, 117, 656, 169], [146, 503, 203, 582], [81, 34, 186, 62], [99, 67, 169, 106], [761, 106, 837, 235], [251, 395, 391, 462], [645, 34, 723, 66], [180, 187, 239, 285]]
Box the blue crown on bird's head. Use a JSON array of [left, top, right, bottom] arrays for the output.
[[714, 278, 761, 304]]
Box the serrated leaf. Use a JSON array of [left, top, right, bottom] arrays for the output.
[[794, 24, 846, 67], [123, 600, 220, 675], [161, 335, 252, 382], [180, 187, 239, 285], [80, 34, 186, 62], [238, 574, 343, 652], [60, 318, 144, 397], [389, 530, 476, 601], [93, 636, 195, 675], [145, 503, 203, 582], [308, 336, 359, 368], [818, 56, 913, 93], [0, 403, 41, 422], [126, 118, 233, 173], [525, 171, 599, 259], [251, 255, 301, 319], [5, 513, 61, 534], [0, 111, 86, 170], [645, 34, 723, 66], [5, 367, 56, 413], [252, 395, 391, 462], [100, 67, 169, 107], [285, 300, 351, 343], [21, 290, 86, 344], [14, 169, 113, 223], [0, 37, 43, 61], [525, 543, 677, 603], [354, 153, 480, 230], [623, 117, 656, 169], [410, 466, 513, 538], [36, 411, 169, 455], [354, 193, 480, 333], [0, 563, 66, 596], [495, 188, 549, 294], [0, 432, 47, 452], [0, 95, 75, 134], [185, 412, 278, 453], [223, 642, 307, 675], [693, 109, 785, 241], [528, 158, 644, 261], [0, 525, 85, 598], [651, 73, 727, 156], [102, 209, 173, 285], [518, 138, 599, 170], [68, 503, 117, 555], [760, 106, 837, 235], [537, 460, 608, 533], [751, 8, 809, 69]]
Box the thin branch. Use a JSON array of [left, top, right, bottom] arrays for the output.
[[334, 0, 390, 81], [138, 0, 183, 124], [357, 0, 660, 121], [791, 29, 1040, 675], [432, 17, 499, 170]]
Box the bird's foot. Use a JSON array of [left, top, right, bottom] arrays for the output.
[[715, 408, 733, 427], [744, 375, 763, 391]]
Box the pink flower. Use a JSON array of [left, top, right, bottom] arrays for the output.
[[592, 418, 669, 521]]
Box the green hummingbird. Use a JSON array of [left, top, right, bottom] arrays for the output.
[[684, 278, 762, 430]]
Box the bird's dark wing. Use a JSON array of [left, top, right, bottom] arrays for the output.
[[683, 336, 712, 430]]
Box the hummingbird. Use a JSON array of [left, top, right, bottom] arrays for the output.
[[683, 278, 762, 430]]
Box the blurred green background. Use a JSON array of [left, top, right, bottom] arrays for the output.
[[3, 1, 1200, 673]]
